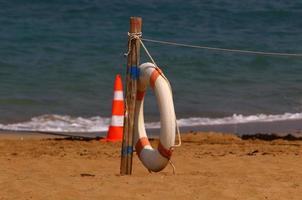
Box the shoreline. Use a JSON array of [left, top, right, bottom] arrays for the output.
[[1, 130, 302, 142], [183, 118, 302, 136], [2, 117, 302, 142], [1, 114, 302, 137]]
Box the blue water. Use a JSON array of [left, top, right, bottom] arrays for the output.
[[1, 0, 302, 132]]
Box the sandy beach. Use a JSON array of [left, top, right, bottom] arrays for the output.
[[0, 132, 301, 200]]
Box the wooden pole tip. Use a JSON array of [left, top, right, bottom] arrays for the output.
[[129, 17, 142, 33], [130, 16, 142, 20]]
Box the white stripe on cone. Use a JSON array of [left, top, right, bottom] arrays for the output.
[[114, 91, 124, 101], [110, 115, 124, 127]]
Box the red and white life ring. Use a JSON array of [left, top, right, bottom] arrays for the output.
[[134, 62, 176, 172]]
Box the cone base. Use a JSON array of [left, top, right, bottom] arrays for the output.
[[102, 126, 123, 142]]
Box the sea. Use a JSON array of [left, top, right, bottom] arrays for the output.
[[1, 0, 302, 136]]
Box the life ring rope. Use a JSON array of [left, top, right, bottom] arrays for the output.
[[153, 66, 182, 149], [136, 33, 182, 149], [137, 65, 182, 149], [134, 62, 181, 172]]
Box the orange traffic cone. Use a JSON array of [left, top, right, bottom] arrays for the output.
[[104, 74, 124, 142]]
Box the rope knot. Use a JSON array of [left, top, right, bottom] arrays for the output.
[[124, 32, 142, 57], [127, 32, 142, 40]]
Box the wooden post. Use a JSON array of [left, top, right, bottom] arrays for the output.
[[120, 17, 142, 175]]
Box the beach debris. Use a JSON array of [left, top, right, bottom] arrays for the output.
[[241, 133, 302, 141], [80, 173, 95, 177], [247, 150, 259, 156]]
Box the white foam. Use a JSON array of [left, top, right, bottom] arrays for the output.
[[1, 113, 302, 133], [0, 114, 110, 133], [177, 113, 302, 127]]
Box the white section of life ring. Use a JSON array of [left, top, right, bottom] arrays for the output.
[[134, 62, 176, 172]]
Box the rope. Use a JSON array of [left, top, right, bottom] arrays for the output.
[[126, 32, 182, 144], [126, 32, 159, 66], [141, 38, 182, 149], [125, 32, 182, 151], [124, 33, 302, 156], [139, 40, 158, 67], [124, 32, 142, 57], [142, 38, 302, 57], [169, 160, 176, 175]]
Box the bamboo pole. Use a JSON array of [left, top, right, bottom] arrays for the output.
[[120, 17, 142, 175]]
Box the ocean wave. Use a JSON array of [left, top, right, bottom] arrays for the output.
[[177, 113, 302, 126], [0, 115, 110, 133], [1, 113, 302, 133]]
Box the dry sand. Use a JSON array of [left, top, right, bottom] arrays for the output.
[[0, 132, 302, 200]]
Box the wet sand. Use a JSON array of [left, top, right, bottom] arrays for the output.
[[0, 132, 302, 200]]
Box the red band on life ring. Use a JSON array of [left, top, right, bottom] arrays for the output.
[[158, 142, 172, 159], [136, 90, 145, 101], [150, 69, 162, 89], [135, 137, 150, 157]]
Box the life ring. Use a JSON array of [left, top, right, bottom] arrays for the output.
[[134, 62, 176, 172]]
